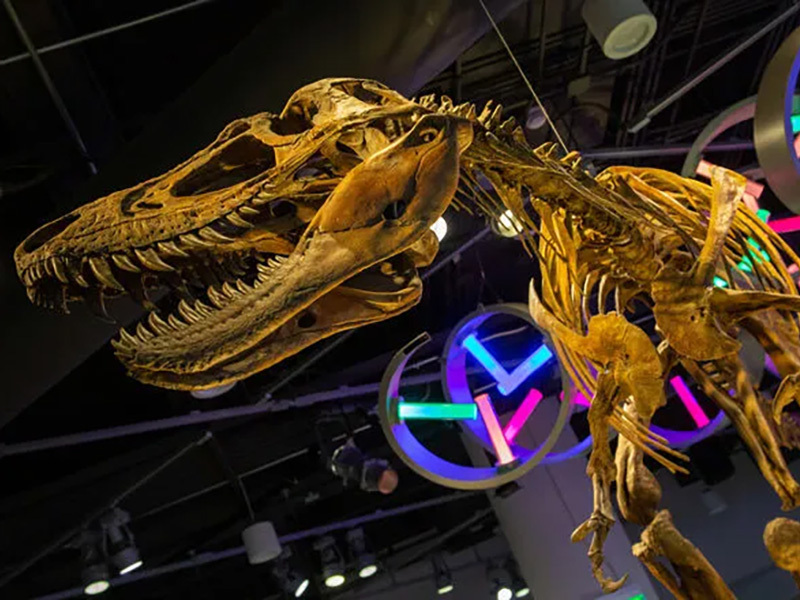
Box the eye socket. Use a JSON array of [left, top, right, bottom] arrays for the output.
[[382, 200, 407, 221], [419, 128, 438, 143]]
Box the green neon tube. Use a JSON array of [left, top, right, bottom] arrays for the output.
[[398, 402, 477, 420]]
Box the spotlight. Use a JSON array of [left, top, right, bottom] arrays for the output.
[[505, 558, 530, 598], [331, 438, 399, 494], [492, 210, 523, 238], [346, 528, 378, 579], [77, 532, 110, 596], [314, 536, 346, 588], [432, 554, 454, 595], [430, 216, 448, 241], [272, 548, 310, 597], [100, 508, 142, 575], [488, 562, 513, 600]]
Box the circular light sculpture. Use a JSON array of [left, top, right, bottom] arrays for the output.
[[379, 303, 573, 490], [582, 0, 657, 60], [755, 26, 800, 213]]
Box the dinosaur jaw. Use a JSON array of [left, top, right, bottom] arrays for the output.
[[122, 251, 424, 390]]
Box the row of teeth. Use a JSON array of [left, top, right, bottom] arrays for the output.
[[21, 192, 288, 294], [112, 255, 289, 353]]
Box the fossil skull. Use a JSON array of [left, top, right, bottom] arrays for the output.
[[16, 78, 473, 390]]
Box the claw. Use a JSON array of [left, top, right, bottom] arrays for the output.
[[572, 512, 628, 593]]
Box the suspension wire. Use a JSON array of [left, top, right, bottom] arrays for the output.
[[477, 0, 569, 154]]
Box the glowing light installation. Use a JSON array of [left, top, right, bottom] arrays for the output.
[[669, 376, 710, 428], [474, 394, 517, 465], [461, 335, 553, 395], [503, 388, 543, 443], [398, 402, 477, 420]]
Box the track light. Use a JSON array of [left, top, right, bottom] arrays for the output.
[[272, 548, 310, 597], [508, 559, 529, 597], [492, 210, 523, 238], [432, 554, 454, 595], [330, 438, 398, 494], [77, 531, 110, 596], [100, 508, 142, 575], [346, 528, 378, 579], [488, 562, 513, 600], [430, 216, 448, 242], [314, 536, 346, 588]]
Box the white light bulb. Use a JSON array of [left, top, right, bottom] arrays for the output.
[[437, 584, 454, 595], [84, 580, 110, 596], [119, 560, 143, 575], [496, 210, 523, 238], [497, 586, 513, 600], [515, 587, 531, 598], [325, 574, 346, 588], [295, 579, 310, 597], [430, 216, 448, 241], [359, 564, 378, 578]]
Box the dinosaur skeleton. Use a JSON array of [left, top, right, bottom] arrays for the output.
[[15, 78, 800, 597]]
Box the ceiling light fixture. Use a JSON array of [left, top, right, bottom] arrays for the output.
[[492, 209, 523, 238], [76, 531, 110, 596], [315, 536, 346, 588], [346, 528, 378, 579], [432, 554, 454, 595], [272, 548, 310, 597], [330, 438, 399, 495], [488, 562, 514, 600], [100, 508, 142, 575]]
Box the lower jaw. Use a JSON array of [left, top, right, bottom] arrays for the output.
[[122, 277, 422, 391]]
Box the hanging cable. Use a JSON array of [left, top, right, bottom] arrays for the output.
[[477, 0, 569, 154]]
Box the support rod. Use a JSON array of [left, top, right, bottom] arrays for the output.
[[2, 0, 96, 173], [628, 2, 800, 133], [33, 492, 480, 600], [0, 0, 216, 67], [582, 141, 754, 160]]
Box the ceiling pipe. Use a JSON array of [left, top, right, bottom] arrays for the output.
[[627, 2, 800, 133]]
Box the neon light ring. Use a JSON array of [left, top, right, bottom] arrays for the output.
[[441, 303, 591, 466], [378, 304, 575, 490]]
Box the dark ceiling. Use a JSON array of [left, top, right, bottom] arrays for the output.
[[2, 0, 800, 598]]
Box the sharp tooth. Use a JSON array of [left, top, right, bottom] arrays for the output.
[[226, 212, 254, 228], [22, 269, 33, 286], [65, 259, 90, 288], [50, 258, 70, 284], [136, 322, 155, 341], [148, 312, 171, 334], [178, 299, 200, 322], [135, 248, 175, 272], [256, 263, 273, 276], [236, 280, 252, 294], [43, 259, 53, 276], [239, 206, 261, 216], [26, 287, 37, 304], [119, 328, 138, 345], [33, 263, 43, 281], [207, 287, 226, 308], [112, 253, 141, 273], [180, 233, 213, 249], [158, 241, 190, 258], [199, 226, 235, 243], [167, 314, 184, 329], [85, 288, 114, 323], [194, 299, 213, 316], [89, 257, 125, 290], [221, 281, 237, 298]]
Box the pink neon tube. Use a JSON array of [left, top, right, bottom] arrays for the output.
[[669, 376, 710, 428], [474, 394, 516, 465], [503, 388, 543, 443]]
